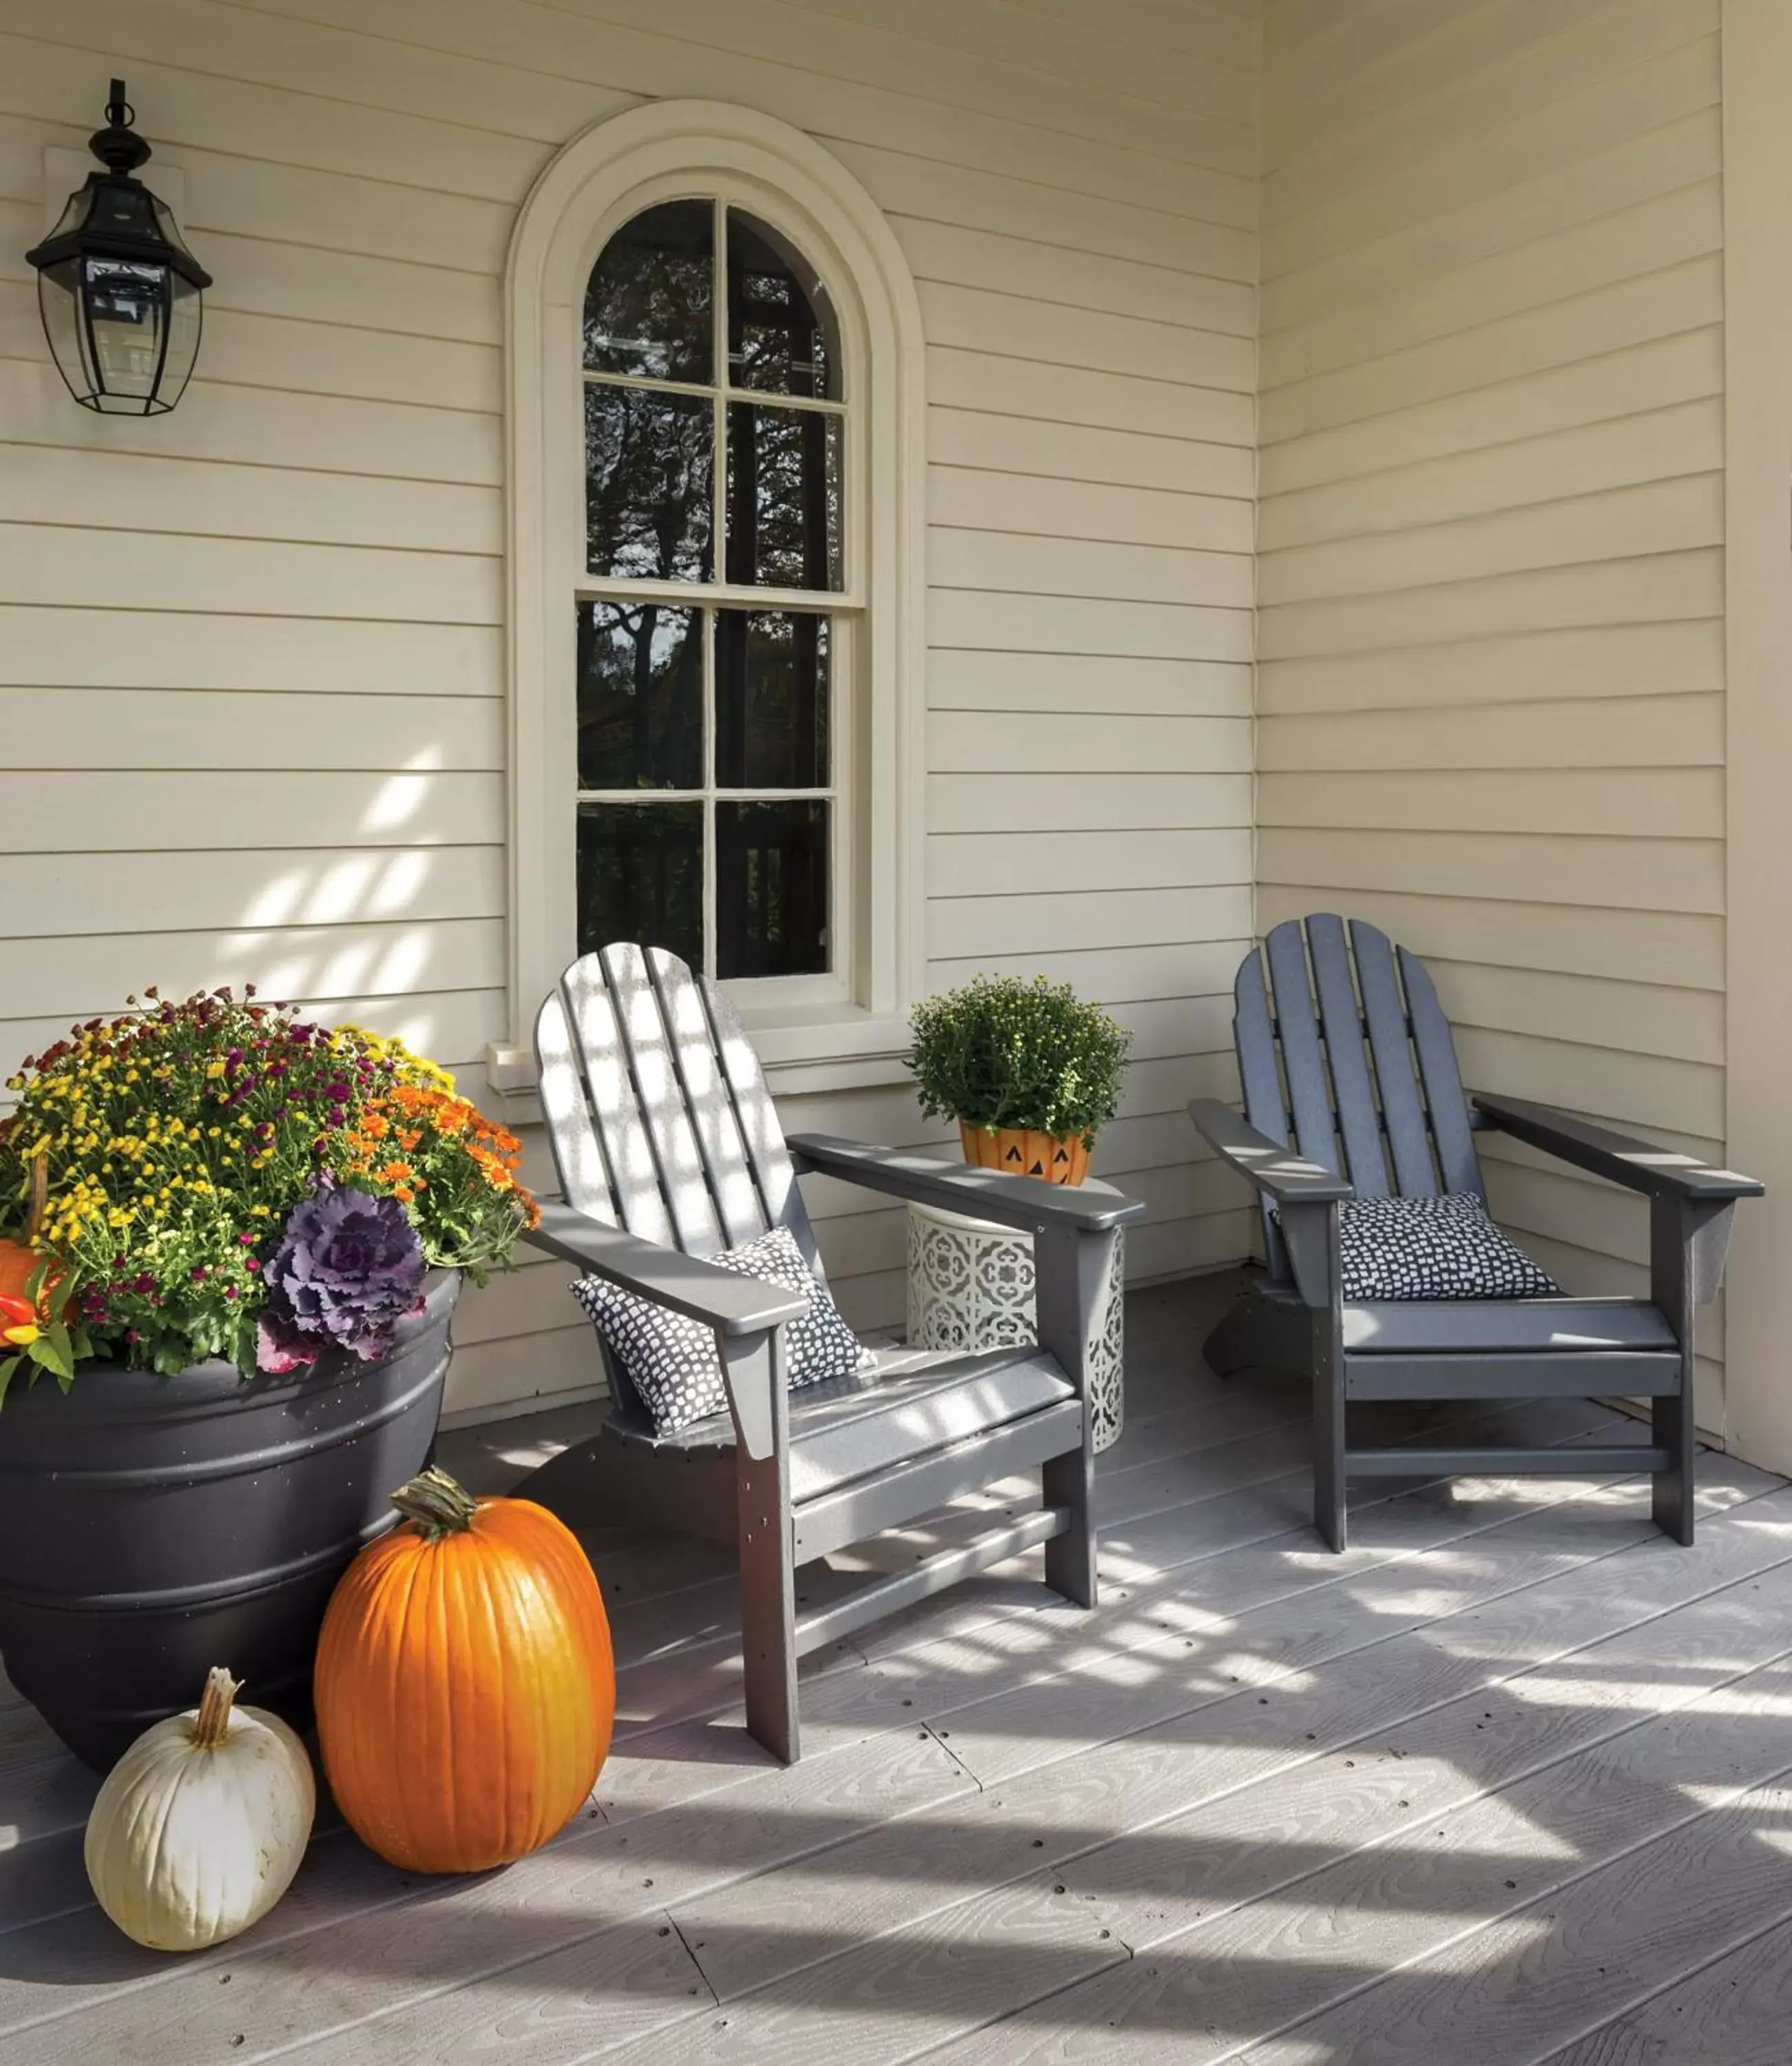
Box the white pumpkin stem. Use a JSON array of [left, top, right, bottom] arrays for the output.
[[390, 1465, 481, 1539], [192, 1667, 242, 1749]]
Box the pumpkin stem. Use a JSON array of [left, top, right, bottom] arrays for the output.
[[390, 1464, 481, 1539], [191, 1667, 242, 1749], [23, 1153, 46, 1246]]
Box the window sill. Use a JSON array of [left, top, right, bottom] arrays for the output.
[[481, 1006, 914, 1125]]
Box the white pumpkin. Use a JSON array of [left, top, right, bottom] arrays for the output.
[[85, 1667, 315, 1952]]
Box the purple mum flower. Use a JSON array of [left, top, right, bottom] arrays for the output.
[[256, 1181, 426, 1375]]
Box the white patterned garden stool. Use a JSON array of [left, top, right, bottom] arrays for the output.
[[906, 1180, 1127, 1452]]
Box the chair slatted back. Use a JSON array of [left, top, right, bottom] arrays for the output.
[[1233, 915, 1483, 1280], [538, 943, 824, 1274]]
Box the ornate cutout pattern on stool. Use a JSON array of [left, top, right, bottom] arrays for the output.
[[907, 1205, 1127, 1450]]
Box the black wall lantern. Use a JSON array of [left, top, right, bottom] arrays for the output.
[[25, 81, 213, 417]]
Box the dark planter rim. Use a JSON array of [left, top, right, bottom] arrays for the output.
[[0, 1266, 460, 1431]]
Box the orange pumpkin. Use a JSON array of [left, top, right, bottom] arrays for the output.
[[0, 1243, 63, 1317], [0, 1158, 63, 1323], [315, 1466, 614, 1874]]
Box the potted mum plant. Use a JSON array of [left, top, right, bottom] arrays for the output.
[[0, 987, 538, 1768], [908, 974, 1132, 1186]]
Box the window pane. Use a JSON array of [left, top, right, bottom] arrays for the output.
[[727, 211, 840, 401], [585, 386, 713, 582], [583, 200, 713, 384], [715, 611, 829, 790], [577, 802, 704, 969], [725, 403, 842, 590], [716, 800, 829, 979], [576, 603, 702, 791]]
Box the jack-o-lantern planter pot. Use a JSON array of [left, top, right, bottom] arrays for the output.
[[959, 1123, 1091, 1187]]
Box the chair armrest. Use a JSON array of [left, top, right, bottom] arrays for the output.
[[786, 1134, 1145, 1233], [1188, 1099, 1355, 1206], [523, 1200, 809, 1336], [1472, 1094, 1764, 1204]]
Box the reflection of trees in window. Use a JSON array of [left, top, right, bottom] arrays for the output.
[[583, 200, 712, 382], [716, 612, 827, 789], [577, 604, 702, 790], [726, 404, 841, 590], [727, 213, 840, 399], [717, 801, 828, 978], [585, 388, 713, 582], [577, 200, 845, 983], [577, 802, 703, 971]]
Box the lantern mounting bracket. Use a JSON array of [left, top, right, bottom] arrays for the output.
[[88, 81, 152, 179]]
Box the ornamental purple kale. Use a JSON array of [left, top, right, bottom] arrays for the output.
[[256, 1182, 427, 1374]]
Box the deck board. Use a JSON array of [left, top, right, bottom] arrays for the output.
[[0, 1277, 1785, 2065]]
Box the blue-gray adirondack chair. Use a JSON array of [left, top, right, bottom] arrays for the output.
[[1190, 915, 1762, 1553], [515, 944, 1143, 1762]]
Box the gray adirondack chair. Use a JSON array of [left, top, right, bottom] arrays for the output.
[[1191, 915, 1762, 1553], [516, 944, 1142, 1762]]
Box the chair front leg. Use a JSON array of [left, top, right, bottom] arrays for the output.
[[720, 1326, 800, 1762], [1033, 1222, 1118, 1609], [1648, 1196, 1733, 1547], [1280, 1200, 1345, 1552]]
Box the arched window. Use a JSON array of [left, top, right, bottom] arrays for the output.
[[496, 103, 925, 1093], [580, 200, 846, 992]]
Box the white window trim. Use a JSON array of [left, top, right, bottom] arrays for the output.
[[492, 101, 926, 1099]]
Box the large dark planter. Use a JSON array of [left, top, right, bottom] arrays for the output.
[[0, 1270, 459, 1770]]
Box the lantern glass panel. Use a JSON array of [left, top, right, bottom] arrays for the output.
[[84, 258, 171, 413], [157, 273, 203, 412], [36, 260, 93, 406]]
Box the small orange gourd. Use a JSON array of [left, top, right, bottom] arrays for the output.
[[314, 1466, 614, 1875], [0, 1154, 63, 1315]]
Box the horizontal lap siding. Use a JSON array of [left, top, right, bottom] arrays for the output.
[[0, 0, 1261, 1418], [1258, 0, 1729, 1434]]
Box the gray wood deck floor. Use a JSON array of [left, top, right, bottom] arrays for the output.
[[3, 1273, 1791, 2065]]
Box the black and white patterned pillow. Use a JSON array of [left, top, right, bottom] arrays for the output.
[[1333, 1193, 1559, 1301], [570, 1224, 864, 1436]]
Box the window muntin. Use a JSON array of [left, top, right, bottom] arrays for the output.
[[577, 200, 848, 991]]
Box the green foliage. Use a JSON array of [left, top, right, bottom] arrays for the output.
[[907, 975, 1132, 1144]]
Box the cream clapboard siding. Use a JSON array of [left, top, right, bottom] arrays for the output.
[[0, 0, 1260, 1418], [1256, 0, 1728, 1428]]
